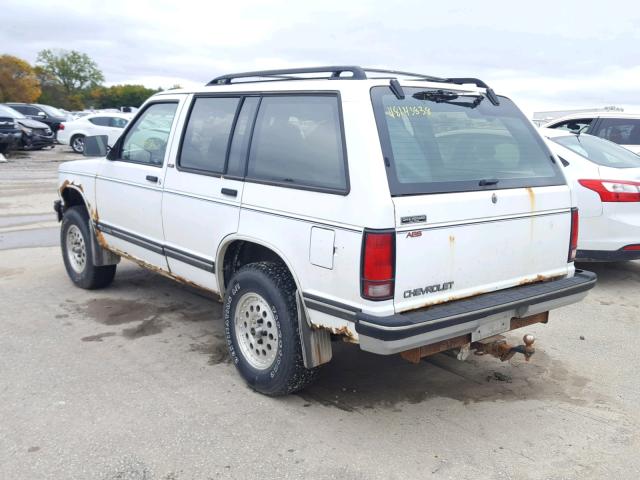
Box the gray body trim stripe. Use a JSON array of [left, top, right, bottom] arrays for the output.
[[96, 222, 215, 272]]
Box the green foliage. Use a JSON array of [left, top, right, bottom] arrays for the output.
[[88, 84, 162, 109], [36, 49, 104, 94]]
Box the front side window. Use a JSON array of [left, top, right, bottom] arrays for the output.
[[553, 134, 640, 168], [594, 118, 640, 146], [371, 87, 564, 195], [89, 117, 110, 126], [247, 95, 347, 192], [120, 102, 178, 166], [179, 97, 240, 174]]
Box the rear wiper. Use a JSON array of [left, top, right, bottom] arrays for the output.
[[413, 90, 484, 108], [479, 178, 499, 186]]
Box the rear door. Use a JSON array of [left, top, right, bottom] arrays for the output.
[[371, 86, 573, 312], [591, 118, 640, 154]]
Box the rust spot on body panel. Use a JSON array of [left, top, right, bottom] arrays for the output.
[[526, 187, 535, 211], [311, 323, 358, 343]]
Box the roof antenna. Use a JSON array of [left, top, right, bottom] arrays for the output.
[[389, 79, 405, 99]]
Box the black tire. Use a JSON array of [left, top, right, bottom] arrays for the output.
[[224, 262, 319, 396], [0, 143, 9, 154], [60, 206, 116, 289], [70, 135, 85, 154]]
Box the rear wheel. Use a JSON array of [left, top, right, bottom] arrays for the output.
[[70, 135, 85, 153], [61, 206, 116, 289], [224, 262, 319, 396], [0, 144, 10, 154]]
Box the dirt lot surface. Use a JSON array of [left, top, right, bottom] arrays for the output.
[[1, 147, 639, 479]]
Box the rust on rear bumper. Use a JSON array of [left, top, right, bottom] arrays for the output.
[[399, 311, 548, 364]]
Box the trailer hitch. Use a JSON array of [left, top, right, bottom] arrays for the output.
[[472, 334, 535, 362]]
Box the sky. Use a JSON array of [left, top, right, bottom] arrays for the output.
[[2, 0, 640, 116]]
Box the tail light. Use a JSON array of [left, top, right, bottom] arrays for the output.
[[578, 179, 640, 202], [58, 123, 65, 130], [623, 245, 640, 251], [361, 230, 395, 300], [569, 208, 579, 262]]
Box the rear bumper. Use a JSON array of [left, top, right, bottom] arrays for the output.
[[356, 270, 597, 355], [577, 248, 640, 262]]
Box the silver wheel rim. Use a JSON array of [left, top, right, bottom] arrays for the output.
[[234, 292, 279, 370], [72, 137, 84, 152], [66, 224, 87, 273]]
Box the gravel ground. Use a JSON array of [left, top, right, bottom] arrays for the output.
[[1, 146, 639, 479]]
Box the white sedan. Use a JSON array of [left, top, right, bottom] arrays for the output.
[[542, 127, 640, 261], [57, 113, 132, 153]]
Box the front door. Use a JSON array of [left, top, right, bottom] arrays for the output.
[[95, 98, 184, 269]]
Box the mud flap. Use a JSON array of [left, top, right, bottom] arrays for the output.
[[296, 292, 332, 368]]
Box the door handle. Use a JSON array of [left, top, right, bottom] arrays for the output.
[[146, 175, 159, 183], [221, 188, 238, 197]]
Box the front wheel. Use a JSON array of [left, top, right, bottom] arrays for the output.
[[70, 135, 85, 153], [224, 262, 319, 396], [61, 206, 116, 289]]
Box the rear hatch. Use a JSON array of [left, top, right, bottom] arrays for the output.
[[371, 85, 573, 312]]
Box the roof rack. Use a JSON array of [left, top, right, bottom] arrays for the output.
[[205, 66, 500, 104], [207, 66, 368, 85]]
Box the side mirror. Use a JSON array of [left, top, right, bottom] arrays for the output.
[[37, 111, 47, 118], [83, 135, 109, 157]]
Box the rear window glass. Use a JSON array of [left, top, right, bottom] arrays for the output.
[[593, 118, 640, 146], [247, 95, 347, 192], [553, 134, 640, 168], [371, 87, 564, 195]]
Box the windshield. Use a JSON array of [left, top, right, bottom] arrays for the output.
[[0, 105, 26, 119], [553, 134, 640, 168], [371, 86, 565, 195], [38, 104, 66, 117]]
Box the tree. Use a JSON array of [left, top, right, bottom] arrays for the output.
[[36, 49, 104, 95], [0, 55, 41, 102], [89, 84, 162, 109]]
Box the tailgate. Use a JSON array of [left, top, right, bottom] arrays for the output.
[[393, 185, 572, 312]]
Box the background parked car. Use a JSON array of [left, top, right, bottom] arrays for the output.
[[0, 106, 22, 154], [4, 103, 72, 133], [544, 112, 640, 154], [542, 127, 640, 261], [57, 112, 132, 153], [0, 104, 55, 151]]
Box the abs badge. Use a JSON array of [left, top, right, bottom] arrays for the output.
[[492, 193, 498, 204]]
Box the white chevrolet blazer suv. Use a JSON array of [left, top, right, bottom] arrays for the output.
[[54, 66, 597, 396]]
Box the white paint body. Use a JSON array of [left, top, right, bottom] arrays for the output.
[[57, 113, 132, 148], [57, 79, 578, 344], [543, 128, 640, 256]]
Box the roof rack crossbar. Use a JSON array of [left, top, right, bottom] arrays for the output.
[[207, 66, 367, 85]]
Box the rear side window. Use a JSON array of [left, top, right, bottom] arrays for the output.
[[371, 87, 564, 195], [13, 105, 39, 116], [549, 118, 593, 133], [179, 97, 240, 174], [594, 118, 640, 146], [247, 95, 347, 192], [89, 117, 110, 126], [110, 117, 128, 128]]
